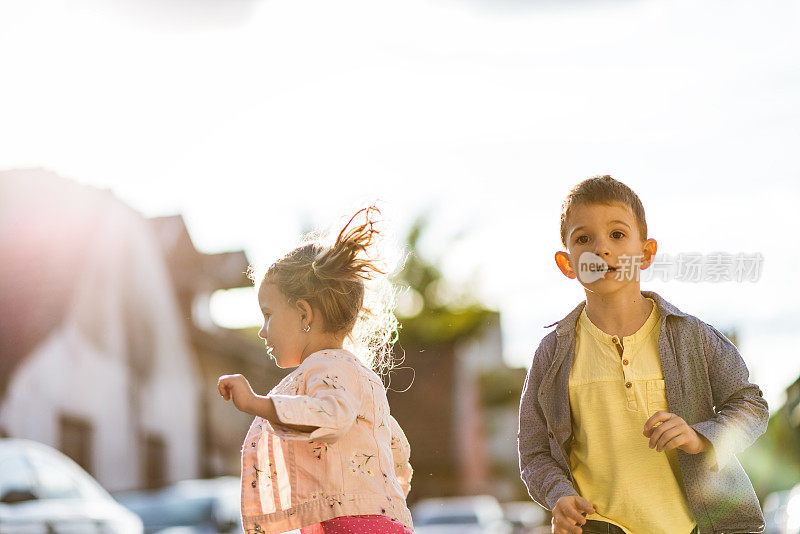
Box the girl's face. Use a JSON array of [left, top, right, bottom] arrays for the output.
[[257, 282, 306, 368]]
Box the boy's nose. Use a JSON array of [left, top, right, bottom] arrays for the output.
[[257, 326, 266, 339], [593, 241, 611, 257]]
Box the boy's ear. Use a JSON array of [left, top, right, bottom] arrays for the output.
[[640, 239, 658, 269], [555, 251, 577, 279]]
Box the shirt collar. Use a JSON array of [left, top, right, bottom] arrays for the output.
[[577, 298, 660, 347], [552, 290, 688, 338]]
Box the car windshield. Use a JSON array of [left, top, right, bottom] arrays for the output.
[[0, 452, 37, 500], [25, 446, 109, 501]]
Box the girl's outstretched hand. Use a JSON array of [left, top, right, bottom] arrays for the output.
[[217, 374, 256, 413]]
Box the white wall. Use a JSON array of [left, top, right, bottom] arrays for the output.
[[0, 325, 137, 491]]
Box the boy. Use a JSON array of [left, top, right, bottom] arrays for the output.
[[518, 176, 768, 534]]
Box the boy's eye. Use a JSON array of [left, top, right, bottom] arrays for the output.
[[575, 235, 589, 245], [611, 231, 625, 239]]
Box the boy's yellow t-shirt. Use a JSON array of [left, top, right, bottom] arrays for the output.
[[569, 300, 695, 534]]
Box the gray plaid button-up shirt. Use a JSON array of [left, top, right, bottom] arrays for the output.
[[518, 291, 768, 534]]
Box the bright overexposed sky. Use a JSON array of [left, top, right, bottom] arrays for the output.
[[2, 0, 799, 410]]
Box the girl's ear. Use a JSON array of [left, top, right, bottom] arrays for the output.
[[555, 251, 577, 279], [295, 299, 314, 330], [640, 238, 658, 269]]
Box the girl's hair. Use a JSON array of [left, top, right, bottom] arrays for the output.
[[253, 206, 400, 375]]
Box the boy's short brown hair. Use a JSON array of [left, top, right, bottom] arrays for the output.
[[560, 175, 647, 247]]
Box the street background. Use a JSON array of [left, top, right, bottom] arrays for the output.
[[1, 0, 800, 532]]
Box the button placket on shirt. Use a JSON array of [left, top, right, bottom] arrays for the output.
[[613, 335, 637, 409]]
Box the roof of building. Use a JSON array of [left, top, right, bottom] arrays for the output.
[[149, 215, 251, 294], [0, 169, 112, 397], [0, 169, 253, 398]]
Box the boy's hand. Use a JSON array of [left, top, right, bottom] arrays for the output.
[[217, 374, 256, 413], [552, 495, 595, 534], [643, 411, 709, 454]]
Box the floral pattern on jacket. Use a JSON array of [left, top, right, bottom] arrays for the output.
[[239, 349, 413, 534]]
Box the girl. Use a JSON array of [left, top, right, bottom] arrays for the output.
[[217, 207, 413, 534]]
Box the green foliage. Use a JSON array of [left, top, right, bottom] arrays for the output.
[[397, 216, 444, 300], [394, 215, 492, 345], [400, 305, 494, 345], [740, 404, 800, 500], [479, 367, 527, 408]]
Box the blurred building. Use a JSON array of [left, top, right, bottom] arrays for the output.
[[390, 310, 526, 502], [149, 214, 287, 478], [0, 169, 201, 492], [0, 169, 279, 492], [458, 314, 528, 501]]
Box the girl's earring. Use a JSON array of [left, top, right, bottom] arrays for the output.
[[303, 325, 311, 333]]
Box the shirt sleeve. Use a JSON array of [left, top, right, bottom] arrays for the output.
[[269, 358, 361, 444], [690, 322, 769, 471], [518, 335, 578, 510], [389, 415, 412, 498]]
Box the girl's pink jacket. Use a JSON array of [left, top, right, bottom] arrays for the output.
[[239, 349, 413, 534]]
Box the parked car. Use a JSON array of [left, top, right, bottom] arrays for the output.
[[0, 438, 144, 533], [762, 489, 790, 534], [115, 477, 242, 534], [501, 501, 547, 534], [412, 495, 513, 534]]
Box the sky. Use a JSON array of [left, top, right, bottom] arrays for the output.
[[1, 0, 799, 411]]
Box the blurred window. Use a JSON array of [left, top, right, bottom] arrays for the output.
[[59, 414, 94, 476], [142, 433, 166, 490], [0, 453, 37, 498]]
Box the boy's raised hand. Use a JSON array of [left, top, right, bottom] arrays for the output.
[[217, 374, 256, 413], [552, 495, 595, 534], [643, 411, 709, 454]]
